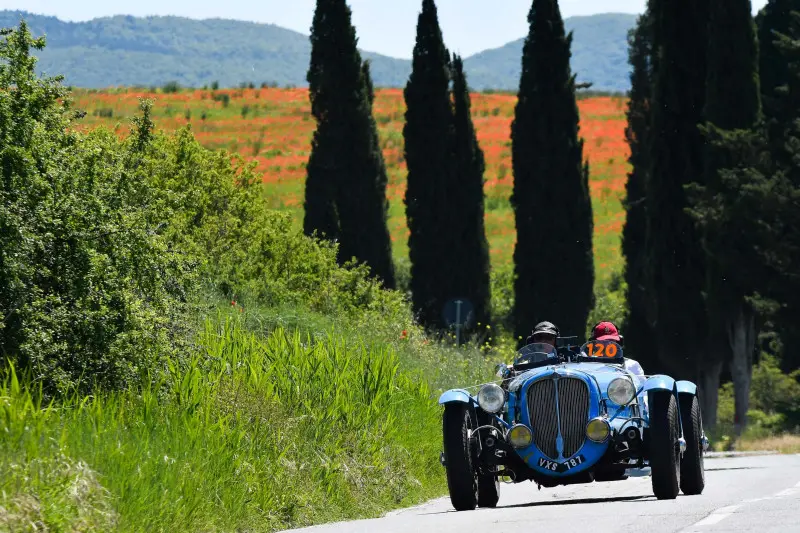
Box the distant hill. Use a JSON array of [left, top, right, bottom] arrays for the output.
[[464, 14, 637, 93], [1, 10, 636, 92]]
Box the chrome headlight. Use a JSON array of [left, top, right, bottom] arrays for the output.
[[608, 377, 636, 405], [586, 417, 611, 442], [477, 383, 505, 413], [508, 424, 532, 448]]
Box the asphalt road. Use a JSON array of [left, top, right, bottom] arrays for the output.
[[279, 453, 800, 533]]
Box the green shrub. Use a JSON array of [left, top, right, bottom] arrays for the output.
[[714, 353, 800, 444], [162, 81, 181, 93], [0, 25, 191, 394], [212, 92, 230, 107]]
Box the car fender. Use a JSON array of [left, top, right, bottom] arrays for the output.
[[641, 374, 676, 394], [438, 389, 484, 436], [676, 380, 697, 396], [438, 389, 475, 406]]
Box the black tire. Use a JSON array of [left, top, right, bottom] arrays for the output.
[[477, 472, 499, 508], [442, 403, 478, 511], [648, 391, 681, 500], [679, 394, 705, 495]]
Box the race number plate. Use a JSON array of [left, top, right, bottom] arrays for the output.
[[537, 455, 586, 473]]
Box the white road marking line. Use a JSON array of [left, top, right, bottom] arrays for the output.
[[685, 482, 800, 532], [687, 505, 739, 528], [693, 513, 733, 526]]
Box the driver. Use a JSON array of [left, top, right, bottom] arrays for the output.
[[590, 321, 645, 382], [526, 321, 559, 348]]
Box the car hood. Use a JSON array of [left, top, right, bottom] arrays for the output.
[[507, 361, 633, 393]]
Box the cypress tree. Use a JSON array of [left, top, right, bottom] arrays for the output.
[[645, 0, 710, 379], [687, 0, 761, 432], [759, 11, 800, 372], [449, 54, 492, 331], [510, 0, 595, 342], [303, 1, 341, 242], [756, 1, 800, 373], [304, 0, 395, 288], [757, 0, 800, 130], [621, 8, 656, 368], [403, 0, 454, 329]]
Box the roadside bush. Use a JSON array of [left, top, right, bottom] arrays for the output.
[[0, 22, 457, 395], [715, 353, 800, 446], [0, 23, 190, 394]]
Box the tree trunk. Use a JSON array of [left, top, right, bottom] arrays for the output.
[[728, 304, 756, 437], [698, 358, 723, 432]]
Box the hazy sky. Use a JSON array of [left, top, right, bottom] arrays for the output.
[[4, 0, 771, 58]]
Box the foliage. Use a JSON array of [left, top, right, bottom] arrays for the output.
[[0, 20, 417, 394], [510, 0, 595, 343], [642, 0, 709, 379], [449, 54, 492, 333], [304, 0, 395, 289], [714, 354, 800, 446], [753, 6, 800, 372], [685, 0, 762, 432], [586, 274, 628, 342], [756, 0, 800, 128], [0, 316, 494, 532], [621, 9, 657, 367], [0, 22, 190, 394], [403, 0, 454, 330], [403, 3, 491, 335]]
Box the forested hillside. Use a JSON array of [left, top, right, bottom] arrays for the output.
[[0, 10, 635, 91]]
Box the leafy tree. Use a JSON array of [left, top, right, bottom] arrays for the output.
[[449, 54, 492, 332], [686, 0, 761, 433], [510, 0, 594, 342], [644, 0, 709, 381], [403, 0, 453, 328], [756, 0, 800, 133], [750, 13, 800, 375], [303, 0, 395, 289], [755, 1, 800, 373], [621, 8, 656, 367], [0, 22, 189, 394]]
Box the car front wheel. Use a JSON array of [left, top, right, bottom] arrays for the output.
[[648, 391, 681, 500], [442, 402, 478, 510]]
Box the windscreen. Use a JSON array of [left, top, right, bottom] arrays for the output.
[[514, 342, 558, 366]]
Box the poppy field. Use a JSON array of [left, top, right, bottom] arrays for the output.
[[71, 86, 630, 284]]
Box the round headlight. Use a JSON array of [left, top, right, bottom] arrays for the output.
[[477, 383, 505, 413], [508, 424, 533, 448], [608, 377, 636, 405], [586, 417, 610, 442]]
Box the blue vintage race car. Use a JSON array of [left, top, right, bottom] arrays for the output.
[[438, 337, 708, 510]]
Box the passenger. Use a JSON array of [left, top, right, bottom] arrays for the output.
[[590, 321, 646, 382]]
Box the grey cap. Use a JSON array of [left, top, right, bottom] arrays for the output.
[[532, 321, 559, 337]]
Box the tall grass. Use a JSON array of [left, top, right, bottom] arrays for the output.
[[0, 316, 462, 532]]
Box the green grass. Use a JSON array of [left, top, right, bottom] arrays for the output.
[[0, 307, 497, 532]]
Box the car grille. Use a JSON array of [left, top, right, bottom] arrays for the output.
[[527, 377, 590, 459]]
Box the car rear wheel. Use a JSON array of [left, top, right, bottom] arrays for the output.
[[442, 403, 478, 510], [679, 394, 705, 495], [648, 391, 681, 500]]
